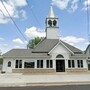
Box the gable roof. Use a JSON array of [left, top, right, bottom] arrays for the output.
[[32, 38, 83, 54], [32, 38, 59, 53], [3, 38, 83, 58], [84, 44, 90, 54], [3, 49, 51, 58], [60, 40, 83, 54]]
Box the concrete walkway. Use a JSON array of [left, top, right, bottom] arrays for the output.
[[0, 73, 90, 87]]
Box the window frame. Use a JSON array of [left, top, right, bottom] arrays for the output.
[[77, 60, 83, 68], [68, 60, 75, 68], [37, 60, 43, 68], [15, 60, 22, 68], [8, 61, 11, 67], [24, 62, 35, 68], [46, 60, 53, 68]]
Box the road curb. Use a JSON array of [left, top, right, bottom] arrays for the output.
[[0, 82, 90, 87]]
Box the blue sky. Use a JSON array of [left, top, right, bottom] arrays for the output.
[[0, 0, 90, 53]]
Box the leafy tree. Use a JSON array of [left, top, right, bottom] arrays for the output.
[[27, 37, 42, 49]]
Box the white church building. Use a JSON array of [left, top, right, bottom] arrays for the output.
[[2, 6, 90, 73]]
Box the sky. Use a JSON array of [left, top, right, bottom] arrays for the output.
[[0, 0, 90, 54]]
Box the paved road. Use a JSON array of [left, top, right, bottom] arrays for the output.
[[0, 85, 90, 90]]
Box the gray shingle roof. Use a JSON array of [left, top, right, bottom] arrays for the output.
[[32, 38, 83, 54], [3, 49, 51, 58], [3, 38, 83, 57], [32, 38, 59, 53], [60, 40, 83, 54]]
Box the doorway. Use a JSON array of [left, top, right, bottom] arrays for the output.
[[56, 60, 65, 72]]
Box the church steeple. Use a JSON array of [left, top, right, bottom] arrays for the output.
[[46, 5, 59, 39], [47, 5, 56, 18]]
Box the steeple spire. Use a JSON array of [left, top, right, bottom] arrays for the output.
[[46, 5, 59, 39], [47, 5, 56, 18]]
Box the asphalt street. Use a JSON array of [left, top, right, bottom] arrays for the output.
[[0, 85, 90, 90]]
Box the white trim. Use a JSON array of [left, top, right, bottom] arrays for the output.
[[48, 40, 74, 54]]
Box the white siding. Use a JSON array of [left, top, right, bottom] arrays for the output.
[[49, 43, 71, 69], [46, 28, 59, 39], [2, 58, 15, 73]]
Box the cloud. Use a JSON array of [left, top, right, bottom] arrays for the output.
[[68, 0, 79, 12], [0, 37, 4, 40], [52, 0, 79, 12], [52, 0, 70, 10], [20, 10, 27, 20], [0, 44, 8, 47], [82, 0, 90, 10], [61, 36, 85, 43], [9, 0, 27, 7], [13, 45, 24, 49], [0, 0, 27, 24], [12, 38, 24, 44], [25, 26, 46, 38]]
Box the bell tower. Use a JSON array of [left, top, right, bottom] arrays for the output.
[[46, 5, 59, 39]]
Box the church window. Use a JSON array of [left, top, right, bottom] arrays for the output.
[[15, 60, 22, 68], [48, 20, 52, 27], [46, 60, 53, 68], [53, 20, 57, 26], [37, 60, 43, 68], [19, 60, 22, 68], [56, 54, 64, 58], [68, 60, 75, 68], [77, 60, 83, 68], [24, 62, 35, 68], [8, 61, 11, 67]]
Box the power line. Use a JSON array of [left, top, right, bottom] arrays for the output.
[[26, 0, 42, 28], [0, 0, 28, 41], [86, 0, 90, 42], [0, 9, 5, 17]]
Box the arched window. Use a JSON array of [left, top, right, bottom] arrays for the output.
[[8, 61, 11, 67], [53, 20, 57, 26], [48, 20, 52, 27], [56, 54, 64, 58]]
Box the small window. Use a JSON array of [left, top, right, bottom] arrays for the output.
[[48, 20, 52, 27], [37, 60, 43, 68], [19, 60, 22, 68], [46, 60, 53, 68], [46, 60, 49, 68], [68, 60, 75, 68], [72, 60, 75, 68], [41, 60, 43, 68], [50, 60, 53, 68], [8, 61, 11, 67], [53, 20, 57, 26], [68, 60, 71, 68], [15, 60, 22, 68], [77, 60, 83, 68], [15, 60, 19, 68]]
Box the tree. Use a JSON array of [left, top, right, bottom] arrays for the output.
[[27, 37, 42, 49]]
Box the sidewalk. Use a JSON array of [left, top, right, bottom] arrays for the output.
[[0, 73, 90, 87]]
